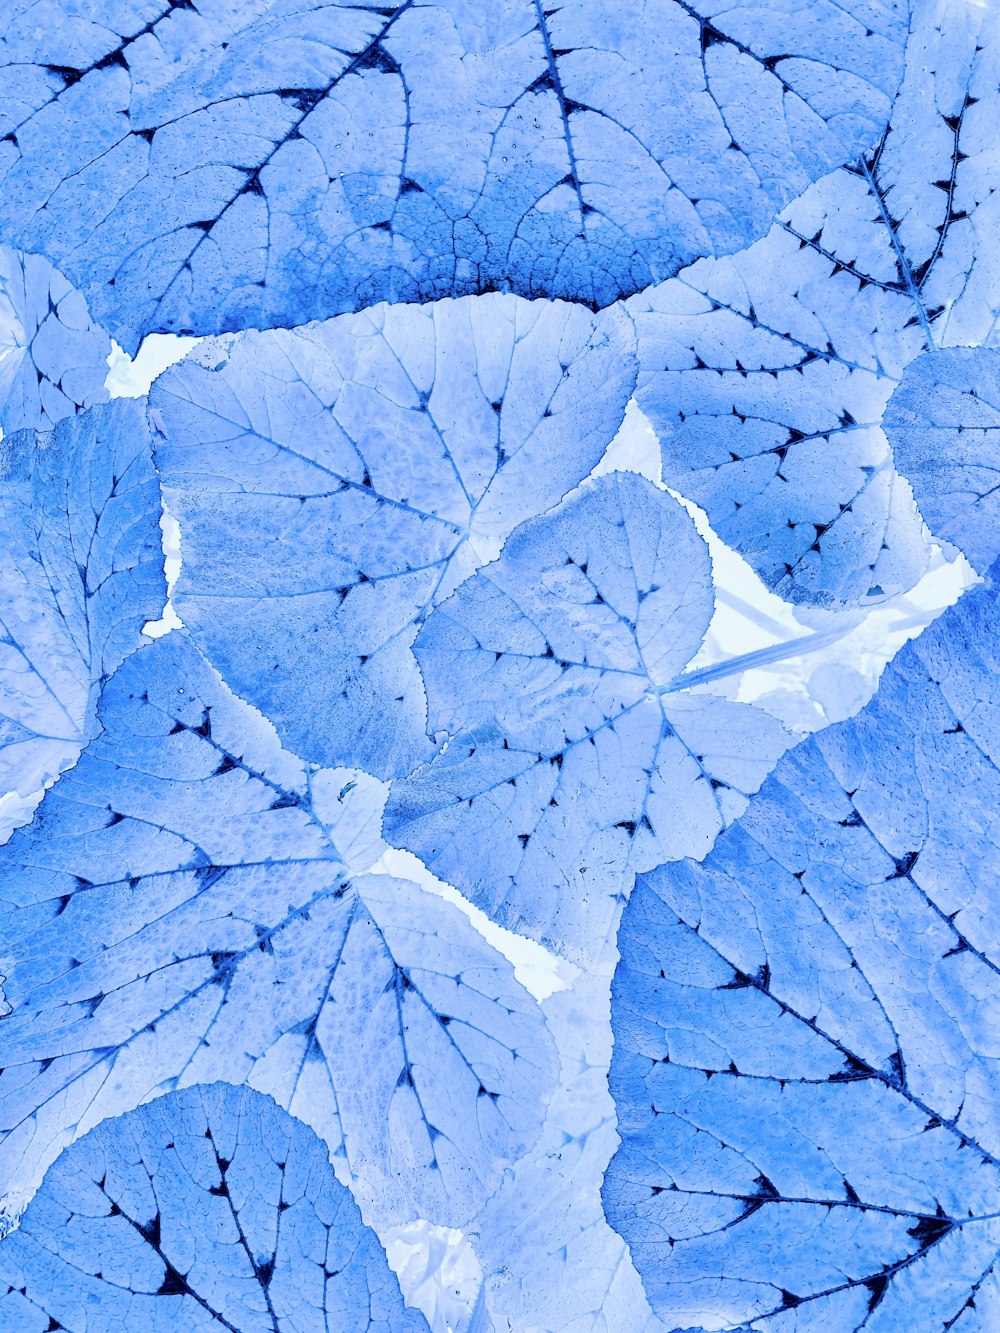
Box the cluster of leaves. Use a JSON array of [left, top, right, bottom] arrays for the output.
[[0, 0, 997, 1329]]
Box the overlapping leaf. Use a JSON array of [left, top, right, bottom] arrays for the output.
[[627, 0, 1000, 609], [0, 398, 164, 804], [152, 294, 636, 779], [0, 247, 110, 433], [0, 0, 905, 349], [472, 971, 660, 1333], [0, 631, 556, 1232], [885, 346, 1000, 577], [605, 565, 1000, 1329], [0, 1083, 429, 1331], [385, 472, 789, 961]]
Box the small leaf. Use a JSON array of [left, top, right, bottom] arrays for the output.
[[0, 399, 165, 804], [628, 166, 931, 608], [885, 346, 1000, 574], [876, 0, 1000, 349]]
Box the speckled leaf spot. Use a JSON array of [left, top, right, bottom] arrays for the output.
[[604, 563, 1000, 1330], [152, 294, 636, 780], [385, 472, 789, 962], [0, 0, 905, 349], [0, 631, 557, 1234], [0, 1082, 431, 1332]]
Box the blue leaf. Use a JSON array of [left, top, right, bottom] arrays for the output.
[[152, 295, 636, 779], [467, 1285, 495, 1333], [0, 398, 165, 807], [0, 632, 557, 1232], [0, 0, 905, 348], [885, 346, 1000, 575], [604, 566, 1000, 1329], [628, 0, 1000, 610], [628, 165, 934, 609], [385, 472, 790, 961], [874, 0, 1000, 350], [0, 1082, 429, 1331], [0, 247, 110, 433]]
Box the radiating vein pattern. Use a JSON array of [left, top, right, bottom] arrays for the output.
[[605, 564, 1000, 1330], [0, 1083, 430, 1332], [386, 472, 789, 961], [0, 632, 556, 1234]]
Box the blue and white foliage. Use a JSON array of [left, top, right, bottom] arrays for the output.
[[605, 564, 1000, 1330], [386, 472, 789, 961], [0, 247, 110, 433], [628, 0, 1000, 610], [0, 1083, 429, 1331], [0, 631, 556, 1233], [0, 398, 164, 805], [885, 347, 1000, 578], [0, 0, 904, 350], [0, 1, 999, 1328], [152, 294, 636, 779]]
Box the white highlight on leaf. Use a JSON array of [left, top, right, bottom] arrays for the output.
[[601, 401, 976, 733], [105, 333, 202, 398], [384, 1220, 484, 1333], [373, 846, 577, 1004]]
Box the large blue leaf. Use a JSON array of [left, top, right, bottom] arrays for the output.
[[885, 346, 1000, 576], [0, 247, 110, 433], [385, 472, 789, 962], [628, 0, 1000, 609], [0, 631, 557, 1232], [604, 567, 1000, 1329], [0, 0, 905, 349], [0, 1082, 429, 1331], [151, 295, 636, 779], [0, 398, 164, 806]]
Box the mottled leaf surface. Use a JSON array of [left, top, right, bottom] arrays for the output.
[[0, 1083, 429, 1332], [0, 398, 164, 801], [628, 0, 1000, 610], [605, 567, 1000, 1329], [0, 632, 556, 1232], [0, 0, 904, 349], [385, 473, 789, 961], [885, 346, 1000, 576], [152, 295, 636, 779], [0, 248, 110, 434]]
